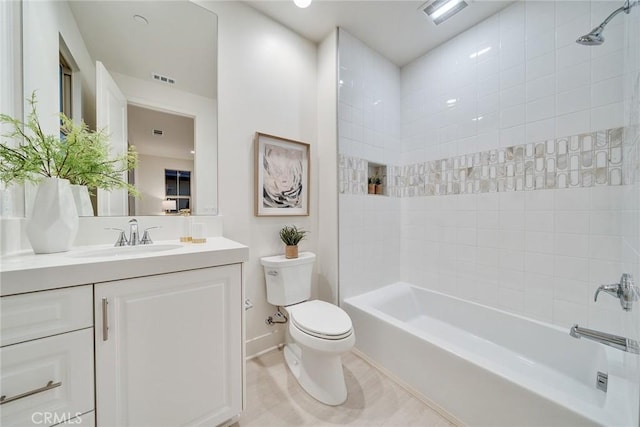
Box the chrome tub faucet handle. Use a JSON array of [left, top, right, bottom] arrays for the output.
[[594, 273, 638, 311]]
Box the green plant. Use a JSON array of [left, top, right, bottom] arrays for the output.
[[369, 175, 382, 185], [0, 92, 139, 196], [279, 225, 308, 246]]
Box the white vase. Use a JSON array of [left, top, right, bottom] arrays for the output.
[[70, 184, 94, 217], [26, 177, 79, 254]]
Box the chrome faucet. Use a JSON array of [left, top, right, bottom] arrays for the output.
[[570, 324, 640, 354], [128, 219, 140, 246], [106, 219, 158, 247], [594, 273, 639, 311]]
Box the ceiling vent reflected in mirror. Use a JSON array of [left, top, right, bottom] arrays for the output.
[[152, 72, 176, 85]]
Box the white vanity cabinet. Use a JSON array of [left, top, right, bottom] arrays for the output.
[[94, 264, 243, 427]]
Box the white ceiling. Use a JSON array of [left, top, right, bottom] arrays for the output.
[[244, 0, 514, 66], [68, 1, 217, 98], [128, 105, 195, 161]]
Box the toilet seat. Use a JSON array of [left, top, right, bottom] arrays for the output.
[[288, 300, 353, 340]]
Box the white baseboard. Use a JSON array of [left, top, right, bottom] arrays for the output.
[[245, 328, 283, 359]]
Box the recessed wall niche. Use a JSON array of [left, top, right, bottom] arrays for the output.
[[367, 162, 387, 196]]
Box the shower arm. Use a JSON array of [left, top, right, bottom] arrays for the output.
[[595, 0, 635, 31]]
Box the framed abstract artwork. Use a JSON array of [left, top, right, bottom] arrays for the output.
[[254, 132, 310, 216]]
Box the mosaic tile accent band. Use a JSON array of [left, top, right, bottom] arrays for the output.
[[339, 127, 624, 197]]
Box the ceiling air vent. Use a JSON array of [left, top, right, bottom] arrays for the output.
[[421, 0, 468, 25], [151, 72, 176, 85], [152, 129, 164, 136]]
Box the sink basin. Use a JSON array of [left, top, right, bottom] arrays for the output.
[[69, 244, 184, 258]]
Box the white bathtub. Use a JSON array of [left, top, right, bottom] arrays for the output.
[[343, 282, 636, 427]]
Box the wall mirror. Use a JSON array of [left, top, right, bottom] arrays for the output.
[[21, 0, 218, 216]]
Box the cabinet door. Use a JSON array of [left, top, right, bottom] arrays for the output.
[[95, 265, 242, 427]]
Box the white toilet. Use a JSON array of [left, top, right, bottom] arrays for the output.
[[260, 252, 355, 405]]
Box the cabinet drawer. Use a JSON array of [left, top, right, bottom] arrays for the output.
[[1, 286, 93, 347], [1, 329, 94, 427]]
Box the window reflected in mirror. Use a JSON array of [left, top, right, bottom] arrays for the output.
[[165, 169, 191, 213]]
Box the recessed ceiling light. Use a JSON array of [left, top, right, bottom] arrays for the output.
[[446, 98, 457, 107], [421, 0, 468, 25], [293, 0, 312, 8], [133, 14, 148, 25]]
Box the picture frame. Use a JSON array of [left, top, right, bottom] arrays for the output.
[[254, 132, 310, 216]]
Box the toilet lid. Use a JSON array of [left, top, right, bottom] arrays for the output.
[[289, 300, 353, 340]]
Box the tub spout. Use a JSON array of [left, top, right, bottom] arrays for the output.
[[570, 324, 640, 354]]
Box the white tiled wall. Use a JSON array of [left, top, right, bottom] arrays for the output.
[[401, 187, 627, 332], [401, 1, 626, 165], [397, 0, 633, 335], [339, 194, 401, 299], [338, 29, 401, 166], [620, 0, 640, 419], [338, 29, 402, 299], [338, 1, 639, 339]]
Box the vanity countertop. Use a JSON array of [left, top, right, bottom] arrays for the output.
[[0, 237, 249, 296]]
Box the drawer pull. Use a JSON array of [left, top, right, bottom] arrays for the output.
[[0, 380, 62, 405], [102, 297, 109, 341]]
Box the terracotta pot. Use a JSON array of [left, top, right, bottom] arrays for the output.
[[368, 184, 375, 194], [375, 184, 384, 195], [285, 245, 299, 259]]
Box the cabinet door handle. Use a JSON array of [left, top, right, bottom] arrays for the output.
[[0, 380, 62, 405], [102, 297, 109, 341]]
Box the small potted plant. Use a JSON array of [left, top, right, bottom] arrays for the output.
[[0, 92, 138, 253], [367, 176, 376, 194], [374, 176, 383, 195], [279, 225, 307, 259]]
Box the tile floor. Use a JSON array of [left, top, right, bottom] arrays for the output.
[[233, 349, 456, 427]]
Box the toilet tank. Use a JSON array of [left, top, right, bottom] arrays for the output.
[[260, 252, 316, 306]]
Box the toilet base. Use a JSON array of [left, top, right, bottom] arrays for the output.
[[284, 343, 348, 406]]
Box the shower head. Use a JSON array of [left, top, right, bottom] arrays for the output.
[[576, 25, 605, 46], [576, 0, 634, 46]]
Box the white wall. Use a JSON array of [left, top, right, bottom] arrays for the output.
[[198, 1, 320, 356], [136, 154, 194, 216], [317, 29, 339, 304], [0, 1, 24, 218]]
